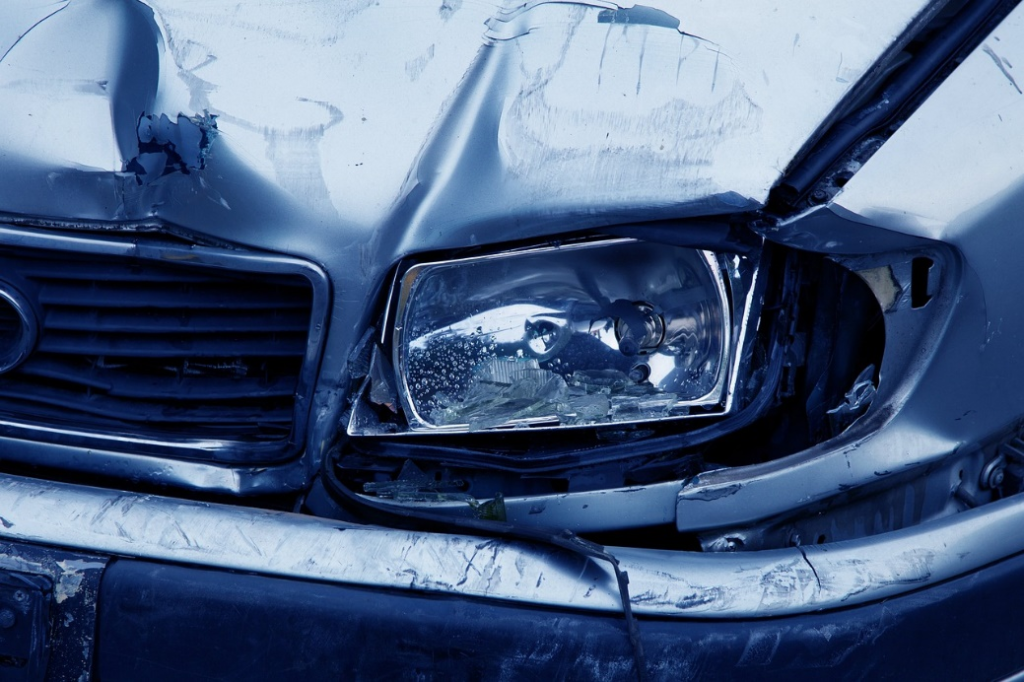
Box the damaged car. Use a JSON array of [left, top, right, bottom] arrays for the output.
[[1, 0, 1024, 678]]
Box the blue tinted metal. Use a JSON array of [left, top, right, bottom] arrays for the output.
[[0, 223, 329, 470]]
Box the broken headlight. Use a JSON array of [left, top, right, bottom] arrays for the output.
[[349, 238, 765, 435]]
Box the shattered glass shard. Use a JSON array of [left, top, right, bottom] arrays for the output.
[[430, 358, 572, 430]]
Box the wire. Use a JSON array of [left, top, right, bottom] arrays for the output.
[[322, 460, 648, 681]]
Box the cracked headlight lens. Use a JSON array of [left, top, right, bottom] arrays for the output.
[[392, 239, 733, 432]]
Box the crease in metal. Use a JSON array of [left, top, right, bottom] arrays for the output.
[[0, 0, 71, 66], [0, 471, 1021, 618]]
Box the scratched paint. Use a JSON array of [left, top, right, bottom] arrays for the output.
[[5, 0, 1011, 629], [0, 0, 934, 500], [54, 559, 106, 604]]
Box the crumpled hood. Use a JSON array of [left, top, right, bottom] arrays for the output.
[[0, 0, 937, 453], [1, 0, 933, 252]]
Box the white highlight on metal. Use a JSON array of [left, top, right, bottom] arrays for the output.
[[0, 472, 1020, 617]]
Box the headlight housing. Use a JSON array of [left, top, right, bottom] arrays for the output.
[[349, 236, 766, 436]]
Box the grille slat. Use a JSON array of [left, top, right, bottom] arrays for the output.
[[43, 307, 311, 334], [0, 243, 320, 462], [0, 380, 294, 425], [38, 281, 310, 309], [36, 331, 308, 357], [19, 356, 299, 400], [17, 261, 217, 283]]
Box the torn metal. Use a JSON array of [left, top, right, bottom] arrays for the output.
[[0, 0, 935, 491], [7, 0, 1024, 665], [0, 540, 106, 680], [128, 111, 218, 182], [0, 470, 1022, 619], [679, 0, 1024, 546]]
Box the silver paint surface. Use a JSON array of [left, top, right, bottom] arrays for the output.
[[0, 0, 933, 488], [0, 470, 1020, 618], [677, 1, 1024, 533], [9, 0, 1020, 622]]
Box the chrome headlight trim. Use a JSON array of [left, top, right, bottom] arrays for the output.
[[350, 236, 765, 437], [393, 239, 733, 432]]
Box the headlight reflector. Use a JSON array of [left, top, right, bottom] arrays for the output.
[[392, 240, 732, 431]]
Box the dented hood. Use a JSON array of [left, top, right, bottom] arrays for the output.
[[0, 0, 936, 406], [0, 0, 935, 248]]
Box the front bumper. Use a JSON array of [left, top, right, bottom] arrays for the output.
[[94, 553, 1024, 680], [1, 471, 1023, 678]]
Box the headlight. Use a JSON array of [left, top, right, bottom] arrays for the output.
[[349, 237, 765, 435]]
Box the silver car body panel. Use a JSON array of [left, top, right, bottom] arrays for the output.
[[0, 470, 1023, 618], [4, 0, 1024, 624], [678, 0, 1024, 537], [0, 0, 933, 492]]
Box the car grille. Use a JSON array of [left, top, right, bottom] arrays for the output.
[[0, 231, 327, 464]]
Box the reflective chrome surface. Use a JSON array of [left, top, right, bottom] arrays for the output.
[[0, 281, 39, 375], [393, 240, 731, 431], [0, 223, 329, 493]]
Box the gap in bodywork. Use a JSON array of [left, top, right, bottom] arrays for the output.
[[700, 422, 1024, 553], [328, 244, 885, 547], [700, 254, 884, 468]]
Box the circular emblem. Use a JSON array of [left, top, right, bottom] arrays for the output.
[[0, 284, 38, 375]]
